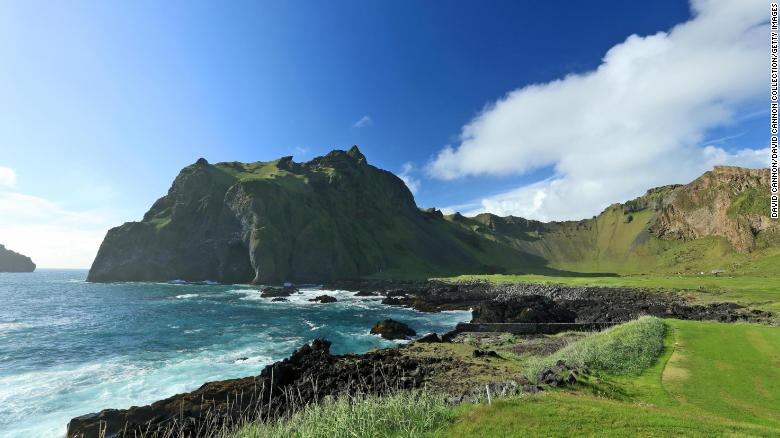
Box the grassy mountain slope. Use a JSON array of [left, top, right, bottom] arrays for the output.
[[453, 166, 778, 276], [89, 147, 557, 283]]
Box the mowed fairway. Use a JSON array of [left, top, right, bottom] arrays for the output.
[[437, 320, 780, 437]]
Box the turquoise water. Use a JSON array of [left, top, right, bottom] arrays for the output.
[[0, 270, 469, 437]]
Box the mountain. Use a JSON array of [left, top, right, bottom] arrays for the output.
[[0, 245, 36, 272], [88, 146, 550, 283], [88, 148, 778, 283]]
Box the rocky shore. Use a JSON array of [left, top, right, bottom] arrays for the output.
[[67, 280, 774, 437], [327, 279, 774, 324]]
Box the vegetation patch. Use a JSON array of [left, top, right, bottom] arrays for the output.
[[232, 391, 453, 438], [525, 316, 665, 381]]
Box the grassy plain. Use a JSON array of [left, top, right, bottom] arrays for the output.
[[439, 319, 780, 437]]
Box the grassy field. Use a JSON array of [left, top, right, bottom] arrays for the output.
[[229, 319, 780, 437], [438, 319, 780, 437], [441, 273, 780, 312]]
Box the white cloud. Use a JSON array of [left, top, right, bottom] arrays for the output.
[[0, 192, 118, 268], [352, 115, 373, 128], [294, 146, 311, 157], [0, 166, 16, 187], [398, 162, 421, 194], [429, 0, 767, 220]]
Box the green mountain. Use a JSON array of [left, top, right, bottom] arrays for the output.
[[88, 148, 778, 283], [0, 244, 36, 272]]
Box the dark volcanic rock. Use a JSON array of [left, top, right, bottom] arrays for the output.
[[472, 294, 576, 323], [309, 295, 337, 303], [416, 333, 442, 343], [0, 244, 35, 272], [537, 360, 580, 387], [370, 319, 416, 340], [67, 338, 433, 438], [473, 349, 502, 359], [333, 279, 774, 324], [260, 285, 298, 297], [271, 297, 288, 302]]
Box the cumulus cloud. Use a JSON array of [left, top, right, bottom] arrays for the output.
[[352, 115, 373, 128], [398, 162, 421, 194], [0, 192, 118, 268], [0, 166, 16, 187], [429, 0, 767, 220]]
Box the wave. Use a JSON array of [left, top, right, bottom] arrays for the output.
[[174, 294, 199, 299]]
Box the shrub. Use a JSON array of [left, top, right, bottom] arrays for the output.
[[526, 316, 666, 382]]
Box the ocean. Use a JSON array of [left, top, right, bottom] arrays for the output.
[[0, 270, 469, 437]]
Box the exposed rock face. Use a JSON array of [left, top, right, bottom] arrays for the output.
[[370, 319, 417, 340], [472, 295, 576, 323], [309, 294, 337, 303], [67, 338, 432, 438], [0, 244, 35, 272], [650, 166, 777, 252]]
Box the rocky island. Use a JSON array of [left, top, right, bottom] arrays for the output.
[[0, 244, 35, 272]]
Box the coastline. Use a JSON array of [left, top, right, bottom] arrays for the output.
[[66, 279, 774, 437]]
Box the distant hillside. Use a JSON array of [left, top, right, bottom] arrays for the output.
[[88, 148, 778, 283], [0, 245, 36, 273], [456, 166, 778, 275]]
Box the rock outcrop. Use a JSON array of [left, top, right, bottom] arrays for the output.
[[650, 166, 777, 252], [0, 244, 35, 272], [67, 338, 432, 438], [370, 319, 417, 340]]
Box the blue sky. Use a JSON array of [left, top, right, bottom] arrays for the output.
[[0, 0, 768, 267]]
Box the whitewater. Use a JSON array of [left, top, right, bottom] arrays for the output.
[[0, 270, 469, 437]]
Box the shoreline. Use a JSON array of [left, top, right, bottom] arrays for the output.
[[66, 279, 774, 437]]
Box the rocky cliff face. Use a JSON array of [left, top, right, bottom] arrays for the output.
[[650, 166, 777, 252], [0, 244, 35, 272], [88, 146, 510, 283]]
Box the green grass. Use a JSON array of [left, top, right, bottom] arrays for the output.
[[525, 316, 665, 381], [438, 320, 780, 437], [439, 273, 780, 313], [231, 391, 454, 438]]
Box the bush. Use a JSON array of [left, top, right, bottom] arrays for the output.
[[232, 391, 453, 438], [526, 316, 665, 382]]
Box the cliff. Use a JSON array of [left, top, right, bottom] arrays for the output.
[[0, 245, 36, 272], [88, 147, 548, 283]]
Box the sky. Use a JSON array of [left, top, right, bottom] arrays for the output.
[[0, 0, 769, 268]]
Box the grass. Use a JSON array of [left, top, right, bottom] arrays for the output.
[[228, 319, 780, 437], [438, 319, 780, 437], [525, 316, 665, 381], [439, 273, 780, 313], [231, 391, 454, 438]]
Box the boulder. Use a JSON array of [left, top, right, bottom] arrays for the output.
[[416, 333, 442, 343], [370, 319, 416, 340], [261, 285, 298, 298], [473, 349, 502, 359], [309, 295, 337, 303]]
